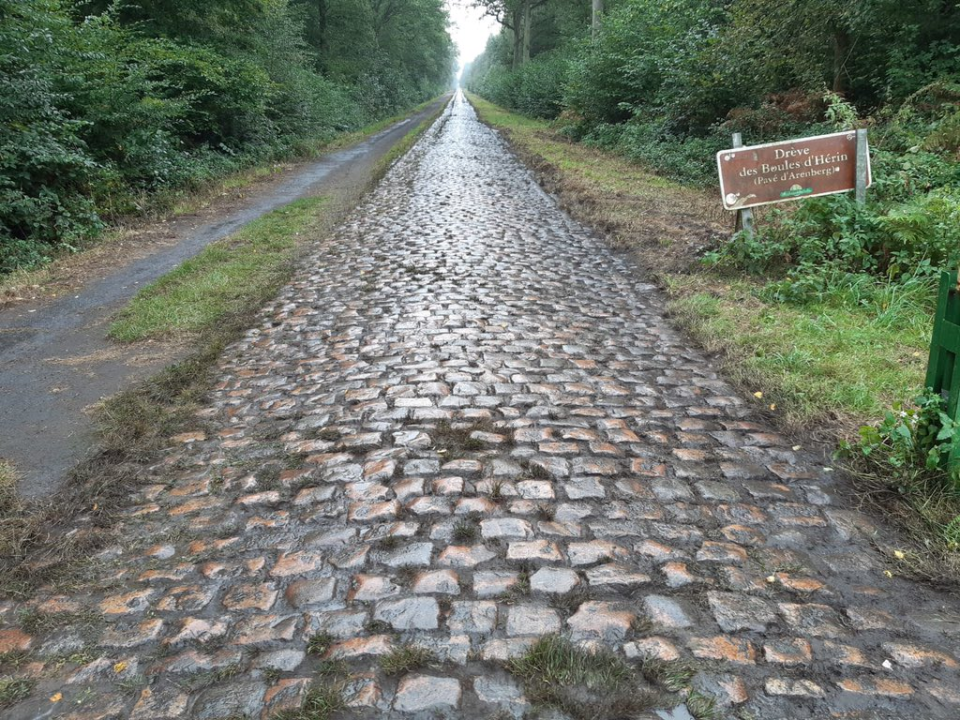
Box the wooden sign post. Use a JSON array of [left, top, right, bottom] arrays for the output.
[[731, 133, 755, 238]]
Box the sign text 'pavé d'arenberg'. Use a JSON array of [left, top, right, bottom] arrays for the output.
[[717, 131, 871, 211]]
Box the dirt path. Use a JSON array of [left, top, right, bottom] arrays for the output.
[[0, 97, 449, 499], [1, 93, 959, 720]]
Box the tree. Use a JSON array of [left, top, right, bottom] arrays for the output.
[[473, 0, 551, 67]]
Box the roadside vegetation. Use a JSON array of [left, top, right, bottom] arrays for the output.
[[464, 0, 960, 581], [0, 0, 456, 274]]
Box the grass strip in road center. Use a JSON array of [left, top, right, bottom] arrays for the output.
[[108, 197, 325, 343]]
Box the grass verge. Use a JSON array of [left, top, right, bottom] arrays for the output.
[[110, 97, 449, 344], [664, 274, 929, 434], [108, 197, 324, 343], [0, 99, 448, 600]]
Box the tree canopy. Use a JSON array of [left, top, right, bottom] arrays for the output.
[[0, 0, 456, 272]]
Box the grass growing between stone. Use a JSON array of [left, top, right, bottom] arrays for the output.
[[505, 635, 659, 720], [0, 677, 34, 709], [273, 683, 346, 720], [379, 645, 437, 676]]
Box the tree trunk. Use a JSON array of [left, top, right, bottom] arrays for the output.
[[592, 0, 603, 38], [831, 27, 849, 94], [522, 0, 532, 65], [511, 6, 524, 69]]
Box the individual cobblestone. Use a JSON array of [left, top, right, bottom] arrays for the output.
[[3, 92, 959, 720]]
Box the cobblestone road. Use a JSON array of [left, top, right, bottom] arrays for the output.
[[4, 93, 960, 720]]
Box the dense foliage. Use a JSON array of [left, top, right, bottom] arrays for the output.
[[464, 0, 960, 292], [0, 0, 455, 272]]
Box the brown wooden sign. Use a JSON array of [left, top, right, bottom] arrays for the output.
[[717, 131, 871, 211]]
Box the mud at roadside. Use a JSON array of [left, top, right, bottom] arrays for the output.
[[0, 96, 451, 499]]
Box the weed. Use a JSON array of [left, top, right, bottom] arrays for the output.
[[315, 659, 348, 677], [452, 520, 479, 542], [528, 464, 550, 480], [549, 585, 588, 616], [0, 651, 31, 672], [536, 504, 555, 521], [116, 674, 148, 692], [434, 420, 486, 457], [379, 644, 437, 676], [15, 608, 101, 638], [262, 667, 282, 684], [686, 691, 720, 720], [490, 480, 505, 502], [838, 388, 960, 584], [0, 677, 34, 708], [364, 619, 393, 635], [375, 535, 402, 551], [315, 428, 340, 442], [638, 658, 697, 694], [306, 632, 334, 657], [631, 614, 654, 637], [273, 682, 346, 720], [394, 566, 419, 586], [505, 635, 656, 720], [181, 663, 243, 691], [255, 466, 282, 490]]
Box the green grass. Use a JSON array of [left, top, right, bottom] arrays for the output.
[[665, 275, 929, 434], [1, 95, 449, 602], [378, 644, 436, 676], [273, 683, 346, 720], [110, 96, 450, 345], [469, 92, 956, 582], [306, 632, 334, 657], [0, 677, 34, 709], [109, 197, 324, 343], [505, 635, 657, 720]]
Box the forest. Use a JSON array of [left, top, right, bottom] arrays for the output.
[[464, 0, 960, 289], [0, 0, 456, 272]]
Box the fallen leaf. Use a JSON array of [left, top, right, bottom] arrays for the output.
[[753, 391, 763, 399], [114, 661, 128, 673], [893, 550, 905, 560]]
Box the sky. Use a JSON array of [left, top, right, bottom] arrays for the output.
[[445, 1, 500, 74]]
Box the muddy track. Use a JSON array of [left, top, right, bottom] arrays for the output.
[[0, 97, 450, 499]]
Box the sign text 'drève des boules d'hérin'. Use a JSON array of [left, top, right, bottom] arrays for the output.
[[717, 131, 871, 211]]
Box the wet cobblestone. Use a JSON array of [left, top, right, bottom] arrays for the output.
[[2, 93, 960, 719]]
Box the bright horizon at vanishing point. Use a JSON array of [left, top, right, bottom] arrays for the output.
[[446, 1, 499, 77]]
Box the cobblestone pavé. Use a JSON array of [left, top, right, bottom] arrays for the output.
[[3, 93, 960, 719]]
